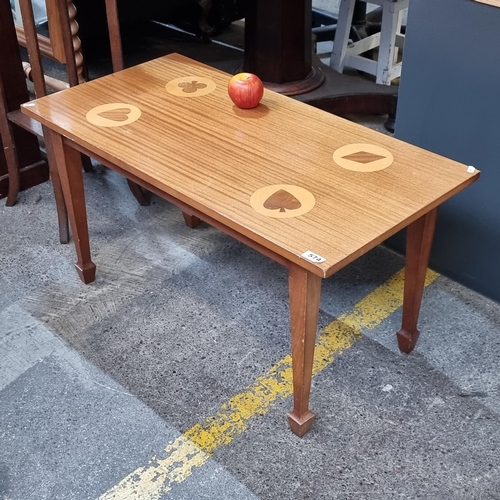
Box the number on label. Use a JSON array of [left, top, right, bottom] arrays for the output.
[[301, 251, 326, 263]]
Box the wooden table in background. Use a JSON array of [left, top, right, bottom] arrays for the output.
[[23, 53, 479, 436], [244, 0, 398, 117], [0, 0, 48, 203]]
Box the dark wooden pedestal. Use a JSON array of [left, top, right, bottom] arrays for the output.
[[243, 0, 397, 115], [0, 0, 48, 204], [244, 0, 325, 95]]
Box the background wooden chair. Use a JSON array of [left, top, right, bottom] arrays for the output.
[[2, 0, 150, 243], [0, 0, 49, 208]]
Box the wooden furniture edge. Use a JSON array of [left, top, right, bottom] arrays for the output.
[[8, 109, 43, 138], [15, 0, 69, 63], [19, 92, 480, 280], [472, 0, 500, 7]]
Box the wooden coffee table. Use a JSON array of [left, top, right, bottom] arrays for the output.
[[22, 53, 479, 436]]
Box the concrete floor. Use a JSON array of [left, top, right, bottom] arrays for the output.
[[2, 6, 500, 500]]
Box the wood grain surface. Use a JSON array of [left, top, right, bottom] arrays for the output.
[[22, 53, 479, 278]]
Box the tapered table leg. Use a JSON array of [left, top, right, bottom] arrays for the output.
[[182, 212, 201, 228], [397, 208, 438, 353], [45, 128, 96, 284], [287, 263, 322, 436], [43, 126, 69, 244], [127, 178, 151, 206], [49, 153, 70, 245]]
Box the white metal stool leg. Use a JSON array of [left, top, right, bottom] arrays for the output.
[[329, 0, 356, 73], [376, 0, 408, 84], [330, 0, 408, 85]]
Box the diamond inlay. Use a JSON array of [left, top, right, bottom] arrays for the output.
[[333, 143, 394, 172], [341, 151, 387, 164]]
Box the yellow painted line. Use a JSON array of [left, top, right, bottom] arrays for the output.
[[99, 268, 439, 500]]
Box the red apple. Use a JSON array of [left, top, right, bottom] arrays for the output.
[[228, 72, 264, 109]]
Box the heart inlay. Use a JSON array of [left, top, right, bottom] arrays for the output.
[[264, 189, 302, 212], [97, 108, 131, 122]]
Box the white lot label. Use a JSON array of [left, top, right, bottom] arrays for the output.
[[301, 251, 326, 263]]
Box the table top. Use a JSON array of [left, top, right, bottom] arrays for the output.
[[22, 53, 479, 278]]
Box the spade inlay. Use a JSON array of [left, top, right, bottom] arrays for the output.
[[250, 184, 315, 219], [263, 189, 302, 212]]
